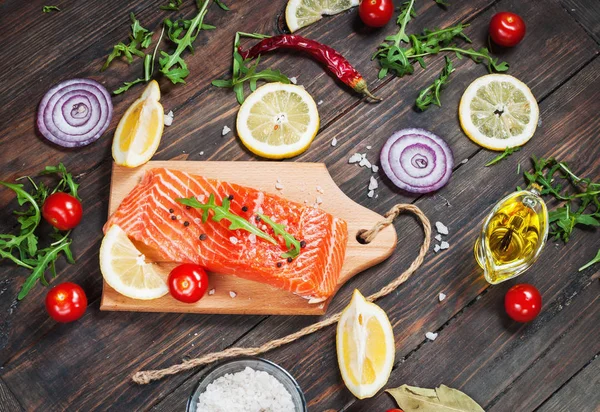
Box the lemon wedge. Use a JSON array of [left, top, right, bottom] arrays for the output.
[[99, 225, 169, 300], [236, 83, 319, 159], [286, 0, 359, 32], [336, 289, 395, 399], [112, 80, 164, 167], [459, 74, 539, 151]]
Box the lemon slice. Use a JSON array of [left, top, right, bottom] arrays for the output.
[[236, 82, 319, 159], [459, 74, 539, 151], [112, 80, 165, 167], [100, 225, 169, 300], [336, 290, 395, 399], [286, 0, 359, 33]]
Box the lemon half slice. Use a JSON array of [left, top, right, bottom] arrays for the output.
[[286, 0, 359, 32], [336, 290, 395, 399], [112, 80, 164, 167], [236, 82, 319, 159], [459, 74, 539, 151], [100, 225, 169, 300]]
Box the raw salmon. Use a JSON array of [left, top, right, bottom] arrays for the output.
[[104, 168, 348, 301]]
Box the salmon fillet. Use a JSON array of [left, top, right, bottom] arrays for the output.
[[104, 168, 348, 301]]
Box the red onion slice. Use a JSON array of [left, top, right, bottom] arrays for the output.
[[380, 128, 454, 193], [37, 79, 113, 148]]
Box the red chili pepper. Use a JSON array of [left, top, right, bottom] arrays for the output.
[[238, 35, 381, 101]]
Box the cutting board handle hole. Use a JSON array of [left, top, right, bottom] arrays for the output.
[[356, 229, 370, 245]]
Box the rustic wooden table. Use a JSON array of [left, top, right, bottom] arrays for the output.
[[1, 0, 599, 411]]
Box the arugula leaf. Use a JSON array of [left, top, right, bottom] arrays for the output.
[[485, 146, 521, 167], [160, 0, 183, 11], [212, 32, 290, 104], [102, 13, 153, 71], [42, 5, 60, 13], [524, 156, 600, 243], [257, 214, 301, 259], [177, 195, 278, 245], [214, 0, 230, 11], [415, 56, 454, 111], [373, 5, 508, 105], [1, 164, 79, 300], [579, 249, 600, 271]]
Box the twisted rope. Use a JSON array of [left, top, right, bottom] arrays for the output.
[[132, 203, 430, 384]]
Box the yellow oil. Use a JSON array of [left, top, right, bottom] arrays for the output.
[[483, 198, 542, 282]]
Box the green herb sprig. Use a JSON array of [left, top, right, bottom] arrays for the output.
[[177, 195, 301, 258], [42, 5, 60, 13], [485, 147, 521, 167], [102, 13, 153, 72], [257, 214, 301, 259], [160, 0, 183, 11], [212, 32, 290, 104], [415, 56, 454, 111], [373, 0, 508, 109], [524, 156, 599, 243], [0, 164, 79, 300], [579, 249, 600, 271]]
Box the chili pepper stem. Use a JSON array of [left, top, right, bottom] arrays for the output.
[[353, 79, 382, 101]]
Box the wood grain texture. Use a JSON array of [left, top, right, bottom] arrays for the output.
[[561, 0, 600, 42], [0, 378, 22, 412], [102, 161, 396, 315], [0, 0, 599, 410], [537, 356, 600, 412]]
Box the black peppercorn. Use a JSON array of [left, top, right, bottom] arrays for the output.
[[171, 215, 176, 220], [276, 262, 283, 268], [184, 221, 189, 227], [242, 205, 248, 212], [287, 257, 293, 263], [300, 240, 306, 248], [199, 234, 207, 241]]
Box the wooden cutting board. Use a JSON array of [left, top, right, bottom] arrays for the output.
[[101, 161, 397, 315]]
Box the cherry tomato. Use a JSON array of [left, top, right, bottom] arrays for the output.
[[385, 409, 404, 412], [168, 264, 209, 303], [489, 12, 526, 47], [505, 284, 542, 322], [45, 282, 87, 323], [359, 0, 394, 28], [42, 192, 83, 231]]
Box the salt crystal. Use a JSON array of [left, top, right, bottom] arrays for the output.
[[425, 332, 438, 341], [199, 151, 204, 156], [316, 186, 324, 194], [248, 233, 257, 244], [359, 157, 372, 168], [440, 241, 449, 250], [460, 158, 469, 164], [439, 292, 446, 302], [222, 125, 231, 136], [348, 153, 362, 164], [368, 176, 378, 191], [289, 76, 297, 84], [316, 196, 323, 205], [366, 145, 372, 150], [435, 221, 449, 235], [208, 289, 215, 295], [367, 190, 375, 198], [371, 165, 379, 173], [434, 244, 441, 253], [275, 179, 284, 190], [317, 100, 323, 105], [435, 234, 442, 241], [331, 137, 337, 147], [164, 110, 174, 126], [229, 236, 238, 245], [229, 291, 237, 298]]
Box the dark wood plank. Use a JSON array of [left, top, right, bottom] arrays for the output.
[[537, 356, 600, 412], [561, 0, 600, 42], [0, 377, 22, 412], [152, 3, 600, 411]]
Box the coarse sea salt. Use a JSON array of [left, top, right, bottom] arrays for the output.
[[331, 137, 337, 147], [222, 125, 231, 136], [435, 221, 449, 235], [196, 366, 295, 412], [164, 110, 174, 126], [289, 76, 298, 84], [425, 332, 438, 341], [439, 292, 446, 302]]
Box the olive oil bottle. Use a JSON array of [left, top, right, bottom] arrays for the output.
[[475, 184, 549, 284]]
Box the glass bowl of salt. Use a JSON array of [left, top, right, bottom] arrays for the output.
[[187, 357, 307, 412]]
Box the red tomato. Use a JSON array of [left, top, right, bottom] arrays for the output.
[[168, 264, 209, 303], [359, 0, 394, 28], [386, 410, 404, 412], [42, 192, 83, 231], [45, 282, 87, 323], [505, 284, 542, 322], [489, 12, 526, 47]]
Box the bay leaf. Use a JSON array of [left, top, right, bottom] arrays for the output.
[[387, 384, 485, 412]]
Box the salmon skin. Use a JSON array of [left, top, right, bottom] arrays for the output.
[[104, 168, 348, 301]]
